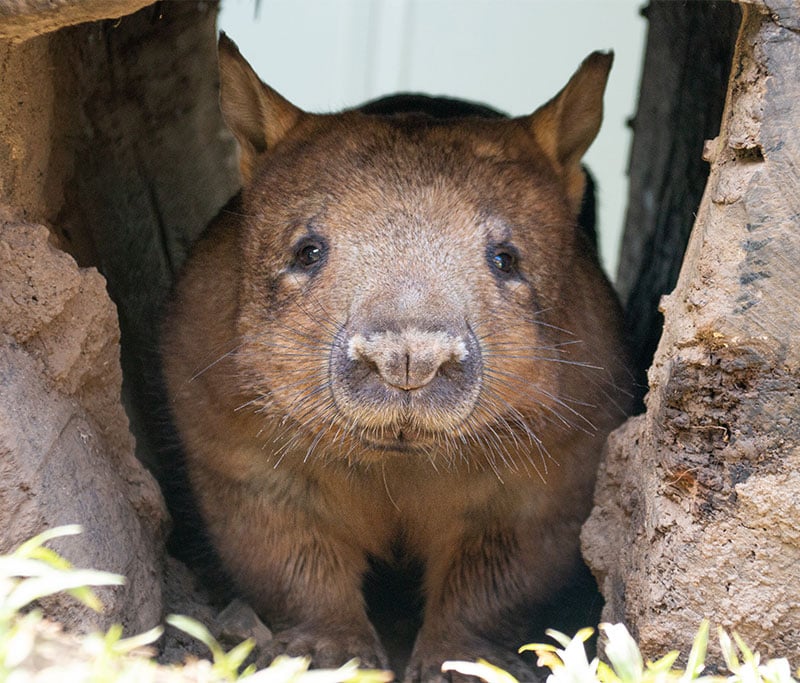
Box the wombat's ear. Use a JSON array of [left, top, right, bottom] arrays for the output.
[[218, 33, 305, 183], [526, 51, 613, 215]]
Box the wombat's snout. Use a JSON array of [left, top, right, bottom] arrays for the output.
[[347, 329, 469, 391], [330, 321, 483, 438]]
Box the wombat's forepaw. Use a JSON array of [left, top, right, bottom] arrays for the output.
[[256, 627, 390, 672]]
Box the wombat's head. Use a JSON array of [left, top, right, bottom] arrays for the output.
[[217, 35, 624, 469]]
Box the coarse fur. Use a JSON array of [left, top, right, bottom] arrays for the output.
[[161, 34, 632, 682]]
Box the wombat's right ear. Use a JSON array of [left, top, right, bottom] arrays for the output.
[[218, 33, 305, 183], [526, 51, 613, 216]]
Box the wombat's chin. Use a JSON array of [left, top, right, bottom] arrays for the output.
[[354, 433, 433, 456], [286, 418, 466, 461], [339, 420, 462, 455]]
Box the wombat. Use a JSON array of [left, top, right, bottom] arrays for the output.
[[160, 34, 631, 682]]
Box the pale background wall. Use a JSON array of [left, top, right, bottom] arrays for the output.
[[218, 0, 646, 279]]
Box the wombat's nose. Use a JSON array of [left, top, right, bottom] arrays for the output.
[[348, 328, 469, 391]]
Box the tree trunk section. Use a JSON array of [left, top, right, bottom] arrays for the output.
[[0, 0, 237, 634], [616, 1, 739, 405], [584, 0, 800, 662]]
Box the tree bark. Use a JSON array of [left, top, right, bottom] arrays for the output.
[[584, 0, 800, 662], [0, 0, 236, 634], [616, 1, 740, 405]]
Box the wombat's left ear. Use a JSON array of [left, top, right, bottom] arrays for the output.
[[526, 51, 613, 215], [218, 32, 306, 184]]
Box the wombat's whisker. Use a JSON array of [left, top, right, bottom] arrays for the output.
[[469, 391, 550, 480], [481, 368, 576, 425], [489, 351, 602, 370], [526, 318, 579, 337], [265, 326, 333, 344], [266, 317, 335, 344], [244, 377, 319, 413], [497, 400, 550, 458], [481, 423, 517, 474], [279, 400, 332, 433], [189, 342, 246, 381], [482, 366, 597, 433], [288, 287, 343, 335], [235, 394, 266, 413], [528, 384, 598, 426], [480, 394, 520, 446], [478, 338, 582, 351], [273, 420, 326, 463], [303, 424, 333, 463], [251, 342, 327, 357], [489, 373, 605, 423], [477, 330, 597, 379], [474, 310, 576, 344], [284, 387, 337, 424]]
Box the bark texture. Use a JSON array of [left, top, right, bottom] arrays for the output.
[[0, 0, 152, 42], [0, 215, 167, 633], [583, 0, 800, 662], [0, 0, 237, 635], [615, 0, 740, 404]]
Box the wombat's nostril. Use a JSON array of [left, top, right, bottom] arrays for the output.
[[348, 329, 468, 391]]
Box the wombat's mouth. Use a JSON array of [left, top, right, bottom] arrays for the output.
[[357, 433, 426, 454]]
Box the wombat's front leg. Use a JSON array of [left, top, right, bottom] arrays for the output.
[[196, 470, 388, 670], [405, 520, 580, 683]]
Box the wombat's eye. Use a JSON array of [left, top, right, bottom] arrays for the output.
[[292, 237, 326, 270], [488, 244, 519, 276]]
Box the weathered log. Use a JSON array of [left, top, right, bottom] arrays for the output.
[[615, 0, 740, 405], [0, 217, 167, 633], [0, 0, 152, 42], [584, 0, 800, 661], [0, 0, 236, 636]]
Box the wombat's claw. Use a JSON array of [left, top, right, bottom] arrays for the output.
[[255, 629, 390, 672]]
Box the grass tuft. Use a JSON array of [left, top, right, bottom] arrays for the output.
[[1, 528, 797, 683], [447, 621, 797, 683]]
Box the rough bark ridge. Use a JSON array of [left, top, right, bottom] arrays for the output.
[[0, 0, 152, 42], [0, 214, 167, 634], [615, 1, 739, 405], [583, 0, 800, 662], [0, 0, 237, 636]]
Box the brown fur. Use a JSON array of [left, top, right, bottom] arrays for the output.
[[161, 35, 630, 682]]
